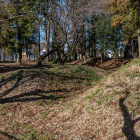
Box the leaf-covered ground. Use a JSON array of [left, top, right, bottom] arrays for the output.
[[0, 59, 140, 140], [0, 62, 107, 140]]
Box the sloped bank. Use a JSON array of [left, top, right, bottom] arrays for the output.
[[0, 64, 107, 140], [39, 58, 140, 139]]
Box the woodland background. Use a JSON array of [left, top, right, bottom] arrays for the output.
[[0, 0, 140, 65]]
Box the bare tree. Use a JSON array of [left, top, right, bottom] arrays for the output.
[[0, 0, 109, 64]]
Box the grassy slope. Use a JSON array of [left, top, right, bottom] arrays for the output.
[[0, 59, 139, 139], [39, 59, 140, 140], [0, 63, 107, 140]]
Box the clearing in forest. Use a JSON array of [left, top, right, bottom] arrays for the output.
[[0, 58, 140, 140]]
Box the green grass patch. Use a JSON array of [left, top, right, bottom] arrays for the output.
[[0, 104, 9, 110], [40, 110, 53, 118], [32, 102, 38, 105]]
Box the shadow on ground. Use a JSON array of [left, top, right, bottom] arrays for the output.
[[119, 91, 140, 140], [0, 89, 69, 104], [0, 62, 53, 73], [0, 68, 85, 104], [0, 130, 19, 140], [0, 61, 15, 63]]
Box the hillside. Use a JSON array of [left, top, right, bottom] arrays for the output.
[[34, 58, 139, 140], [0, 59, 140, 140], [0, 62, 106, 140]]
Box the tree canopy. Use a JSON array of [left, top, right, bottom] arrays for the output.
[[0, 0, 139, 64]]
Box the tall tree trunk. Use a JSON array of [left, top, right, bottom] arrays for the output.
[[130, 43, 132, 58], [72, 0, 78, 61], [94, 45, 96, 57], [1, 47, 5, 61], [92, 45, 93, 57], [38, 1, 41, 57], [138, 27, 140, 57], [138, 1, 140, 58], [124, 43, 131, 58], [44, 16, 48, 62], [44, 17, 50, 62], [17, 48, 22, 64], [16, 20, 22, 64], [101, 53, 103, 67], [46, 18, 50, 62], [38, 25, 40, 57], [89, 47, 90, 58], [114, 50, 116, 67], [133, 40, 138, 57], [14, 54, 16, 61], [93, 35, 96, 57], [101, 48, 103, 67], [9, 55, 11, 61], [25, 38, 28, 60], [82, 25, 86, 61], [74, 49, 77, 60]]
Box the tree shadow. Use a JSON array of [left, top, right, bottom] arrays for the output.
[[0, 70, 32, 97], [0, 62, 54, 73], [0, 61, 15, 63], [0, 67, 86, 99], [0, 130, 19, 140], [0, 70, 23, 91], [119, 91, 140, 140], [0, 89, 68, 104]]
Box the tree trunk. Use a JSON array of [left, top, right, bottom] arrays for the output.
[[92, 45, 93, 57], [83, 55, 86, 61], [93, 36, 96, 57], [133, 40, 138, 57], [37, 47, 58, 66], [25, 38, 28, 60], [101, 53, 103, 67], [9, 55, 11, 61], [44, 17, 50, 62], [17, 49, 22, 64], [138, 0, 140, 58], [38, 1, 41, 57], [44, 16, 48, 62], [1, 47, 5, 61], [89, 47, 90, 58], [17, 21, 22, 64], [34, 45, 35, 60], [74, 49, 77, 60], [79, 53, 82, 59], [124, 43, 131, 58], [94, 45, 96, 57], [114, 50, 116, 67], [46, 18, 50, 62], [38, 25, 40, 57], [82, 24, 86, 61], [138, 28, 140, 57], [14, 54, 16, 61], [101, 48, 103, 67]]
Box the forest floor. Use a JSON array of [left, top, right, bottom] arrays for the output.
[[0, 58, 140, 140], [0, 57, 130, 74], [71, 57, 131, 74]]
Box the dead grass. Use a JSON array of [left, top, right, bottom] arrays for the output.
[[0, 62, 106, 140], [0, 59, 140, 140]]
